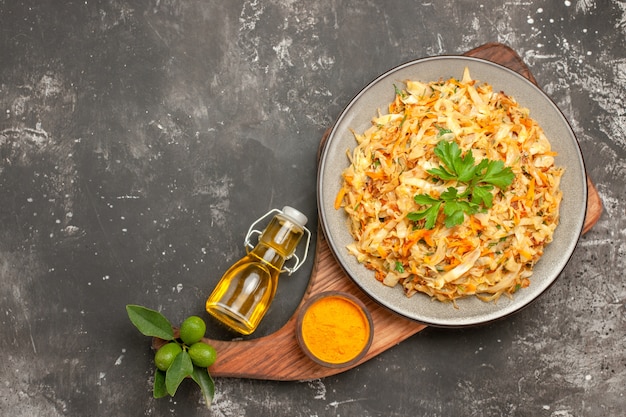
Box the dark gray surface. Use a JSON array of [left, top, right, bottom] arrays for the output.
[[1, 1, 624, 416]]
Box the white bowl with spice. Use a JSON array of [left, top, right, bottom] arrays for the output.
[[295, 291, 374, 368]]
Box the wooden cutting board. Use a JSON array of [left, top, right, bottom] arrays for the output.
[[177, 43, 603, 381]]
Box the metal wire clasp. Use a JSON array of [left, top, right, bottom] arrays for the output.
[[243, 208, 311, 275]]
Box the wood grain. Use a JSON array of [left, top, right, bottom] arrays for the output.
[[169, 43, 603, 381]]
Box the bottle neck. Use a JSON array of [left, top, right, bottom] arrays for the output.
[[247, 214, 305, 272], [258, 215, 304, 258]]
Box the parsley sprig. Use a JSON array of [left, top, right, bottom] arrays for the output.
[[408, 140, 514, 229]]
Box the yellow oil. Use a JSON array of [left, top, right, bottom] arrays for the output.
[[205, 214, 305, 335]]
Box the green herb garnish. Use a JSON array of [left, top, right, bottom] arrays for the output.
[[436, 125, 453, 137], [407, 139, 514, 229], [393, 84, 406, 98]]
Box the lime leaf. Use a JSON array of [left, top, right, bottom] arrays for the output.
[[165, 351, 194, 396], [153, 369, 167, 398], [191, 366, 215, 408], [126, 305, 174, 340]]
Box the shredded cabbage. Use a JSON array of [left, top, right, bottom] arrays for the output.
[[336, 68, 563, 304]]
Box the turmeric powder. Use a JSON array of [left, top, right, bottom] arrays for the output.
[[300, 294, 372, 365]]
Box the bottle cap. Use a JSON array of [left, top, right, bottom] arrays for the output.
[[282, 206, 308, 227]]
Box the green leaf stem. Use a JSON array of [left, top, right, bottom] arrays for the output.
[[153, 369, 167, 398], [126, 305, 175, 340], [165, 351, 194, 396], [191, 366, 216, 408]]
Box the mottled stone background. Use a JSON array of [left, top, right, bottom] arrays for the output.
[[0, 0, 624, 416]]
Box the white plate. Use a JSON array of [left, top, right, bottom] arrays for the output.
[[317, 56, 587, 327]]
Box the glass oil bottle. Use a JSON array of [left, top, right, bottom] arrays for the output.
[[205, 206, 311, 335]]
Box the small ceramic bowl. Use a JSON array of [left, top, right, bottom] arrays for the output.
[[296, 291, 374, 368]]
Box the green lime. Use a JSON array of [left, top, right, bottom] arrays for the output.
[[154, 342, 182, 371], [188, 342, 217, 368], [179, 316, 206, 345]]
